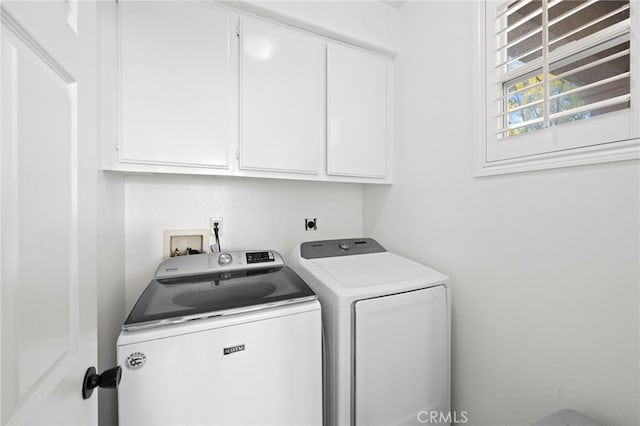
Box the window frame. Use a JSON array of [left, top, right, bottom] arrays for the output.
[[474, 0, 640, 176]]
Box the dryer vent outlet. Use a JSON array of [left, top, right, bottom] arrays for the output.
[[305, 218, 317, 231]]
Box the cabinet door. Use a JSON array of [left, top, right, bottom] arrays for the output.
[[239, 18, 324, 174], [327, 44, 389, 178], [119, 2, 234, 168]]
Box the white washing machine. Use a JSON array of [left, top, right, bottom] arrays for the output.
[[117, 250, 322, 426], [289, 238, 450, 426]]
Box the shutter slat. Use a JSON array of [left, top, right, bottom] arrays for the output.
[[496, 26, 542, 53], [549, 3, 629, 49], [496, 99, 544, 118], [548, 0, 599, 28], [497, 80, 544, 101], [549, 48, 630, 83], [549, 94, 630, 120], [495, 45, 543, 69], [496, 0, 534, 20], [547, 21, 630, 65], [549, 72, 630, 101], [495, 117, 544, 136], [495, 5, 543, 36]]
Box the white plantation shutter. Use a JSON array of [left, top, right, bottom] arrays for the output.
[[494, 0, 631, 138]]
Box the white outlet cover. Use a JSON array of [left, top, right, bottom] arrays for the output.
[[209, 217, 223, 236]]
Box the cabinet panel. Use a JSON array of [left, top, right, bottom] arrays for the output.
[[327, 44, 388, 178], [240, 18, 324, 174], [120, 2, 234, 168]]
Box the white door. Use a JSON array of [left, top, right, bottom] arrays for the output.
[[354, 286, 449, 426], [1, 1, 98, 425]]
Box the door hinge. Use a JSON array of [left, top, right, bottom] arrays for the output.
[[236, 21, 241, 37], [115, 137, 120, 150]]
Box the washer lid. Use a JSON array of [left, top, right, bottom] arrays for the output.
[[123, 266, 316, 330]]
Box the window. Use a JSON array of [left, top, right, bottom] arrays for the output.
[[477, 0, 639, 175]]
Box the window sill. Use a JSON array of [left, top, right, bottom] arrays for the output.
[[474, 138, 639, 177]]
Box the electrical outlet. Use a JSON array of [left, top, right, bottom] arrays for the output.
[[209, 217, 223, 236], [305, 218, 317, 231]]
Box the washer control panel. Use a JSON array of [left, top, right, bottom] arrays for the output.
[[301, 238, 386, 259], [155, 250, 284, 279], [246, 251, 275, 264]]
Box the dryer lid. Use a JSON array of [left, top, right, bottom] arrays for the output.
[[311, 252, 444, 288], [123, 266, 316, 330]]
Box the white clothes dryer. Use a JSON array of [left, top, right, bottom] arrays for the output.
[[117, 250, 322, 426], [289, 238, 450, 426]]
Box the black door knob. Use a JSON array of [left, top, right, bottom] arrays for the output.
[[82, 366, 122, 400]]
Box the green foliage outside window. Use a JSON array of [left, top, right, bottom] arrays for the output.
[[505, 74, 589, 137]]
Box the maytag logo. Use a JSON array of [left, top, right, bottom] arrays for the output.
[[125, 352, 146, 370], [223, 344, 245, 356], [165, 267, 178, 272]]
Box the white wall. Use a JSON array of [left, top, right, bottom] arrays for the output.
[[97, 3, 126, 420], [96, 172, 125, 426], [363, 2, 639, 425], [124, 175, 363, 311]]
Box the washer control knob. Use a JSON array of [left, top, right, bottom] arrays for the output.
[[338, 242, 350, 251], [218, 252, 233, 266]]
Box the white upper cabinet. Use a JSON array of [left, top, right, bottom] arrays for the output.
[[102, 2, 393, 183], [119, 2, 235, 168], [327, 43, 390, 178], [239, 18, 325, 174]]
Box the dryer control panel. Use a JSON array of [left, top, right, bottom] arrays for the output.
[[300, 238, 386, 259]]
